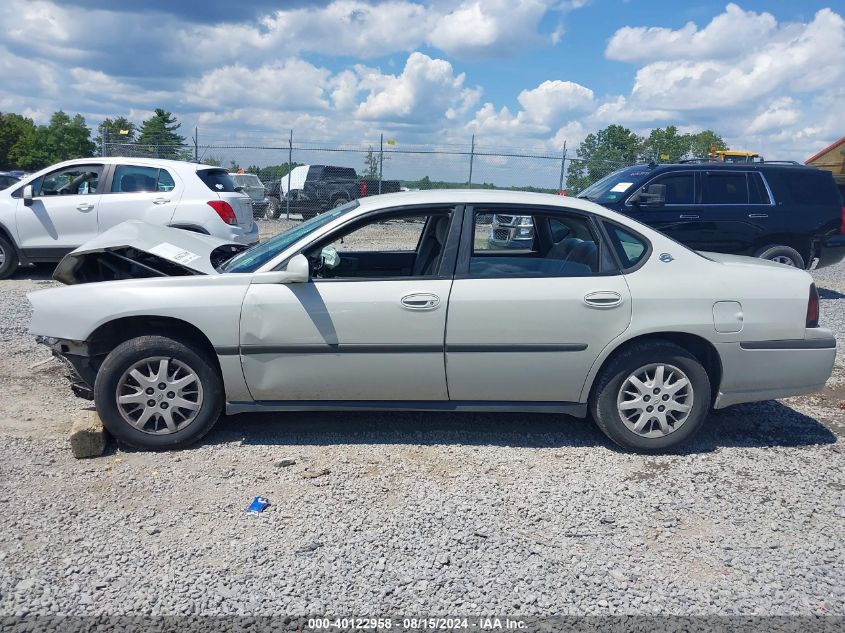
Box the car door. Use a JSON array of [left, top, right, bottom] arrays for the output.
[[626, 170, 710, 249], [15, 163, 103, 256], [238, 207, 460, 401], [97, 164, 182, 232], [696, 170, 768, 254], [445, 205, 632, 403]]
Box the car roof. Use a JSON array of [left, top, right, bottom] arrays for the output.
[[350, 188, 613, 218], [53, 157, 218, 172]]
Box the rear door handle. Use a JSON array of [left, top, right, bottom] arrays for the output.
[[76, 203, 94, 211], [401, 293, 440, 310], [748, 213, 768, 218], [153, 198, 170, 205], [679, 214, 699, 219], [584, 291, 623, 308]]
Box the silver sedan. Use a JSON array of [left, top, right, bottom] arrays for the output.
[[28, 190, 836, 451]]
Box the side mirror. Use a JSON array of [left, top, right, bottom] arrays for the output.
[[23, 185, 33, 207], [631, 183, 666, 207], [251, 254, 310, 285]]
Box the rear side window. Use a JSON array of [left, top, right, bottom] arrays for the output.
[[605, 223, 649, 269], [701, 172, 748, 204], [323, 167, 357, 180], [779, 170, 840, 206], [198, 169, 237, 192], [111, 165, 176, 193]]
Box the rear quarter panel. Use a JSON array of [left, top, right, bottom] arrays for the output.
[[578, 240, 812, 401]]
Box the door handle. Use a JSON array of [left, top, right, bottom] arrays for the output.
[[679, 214, 699, 219], [401, 293, 440, 310], [153, 198, 170, 205], [584, 291, 623, 309], [76, 203, 94, 211], [747, 213, 768, 218]]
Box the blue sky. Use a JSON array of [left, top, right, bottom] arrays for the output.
[[0, 0, 843, 179]]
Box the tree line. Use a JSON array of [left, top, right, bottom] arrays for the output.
[[565, 125, 727, 193], [0, 108, 188, 171], [0, 107, 728, 195]]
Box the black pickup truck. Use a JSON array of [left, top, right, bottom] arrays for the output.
[[268, 165, 401, 219]]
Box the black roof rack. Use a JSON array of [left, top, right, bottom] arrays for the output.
[[759, 160, 801, 165]]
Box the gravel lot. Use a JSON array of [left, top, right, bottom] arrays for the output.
[[1, 218, 844, 619]]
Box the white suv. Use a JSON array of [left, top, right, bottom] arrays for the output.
[[0, 157, 259, 278]]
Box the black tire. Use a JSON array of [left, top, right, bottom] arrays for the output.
[[265, 197, 282, 220], [589, 341, 711, 452], [94, 335, 223, 450], [753, 244, 805, 269], [0, 234, 20, 279]]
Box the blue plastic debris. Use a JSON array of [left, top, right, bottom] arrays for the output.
[[246, 496, 270, 514]]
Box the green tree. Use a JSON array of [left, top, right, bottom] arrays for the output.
[[362, 146, 379, 179], [0, 112, 37, 170], [95, 116, 137, 156], [566, 125, 641, 193], [137, 109, 185, 159], [687, 130, 728, 159], [639, 126, 690, 163], [27, 111, 95, 168]]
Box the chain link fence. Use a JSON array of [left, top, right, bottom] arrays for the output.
[[102, 130, 630, 220]]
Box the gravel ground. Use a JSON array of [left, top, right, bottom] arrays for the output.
[[0, 221, 844, 619]]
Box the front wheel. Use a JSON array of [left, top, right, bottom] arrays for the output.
[[590, 341, 711, 452], [0, 234, 20, 279], [94, 335, 223, 450]]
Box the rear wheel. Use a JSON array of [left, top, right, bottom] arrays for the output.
[[590, 341, 711, 452], [754, 244, 805, 269], [332, 197, 350, 208], [94, 335, 223, 450], [0, 235, 20, 279]]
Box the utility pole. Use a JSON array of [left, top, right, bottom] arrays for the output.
[[468, 134, 475, 188], [286, 129, 293, 220], [558, 141, 567, 194], [192, 127, 199, 163], [378, 133, 384, 195]]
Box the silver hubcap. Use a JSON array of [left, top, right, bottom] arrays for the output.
[[0, 244, 5, 267], [115, 357, 203, 435], [617, 363, 693, 438], [770, 255, 796, 267]]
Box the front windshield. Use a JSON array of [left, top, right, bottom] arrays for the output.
[[576, 165, 652, 204], [223, 200, 359, 273]]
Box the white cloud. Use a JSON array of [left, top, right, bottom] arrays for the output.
[[184, 60, 332, 110], [626, 8, 845, 111], [606, 3, 777, 62], [354, 52, 479, 122], [429, 0, 550, 56], [746, 97, 800, 134], [517, 80, 595, 126]]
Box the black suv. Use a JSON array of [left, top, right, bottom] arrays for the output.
[[576, 162, 845, 269]]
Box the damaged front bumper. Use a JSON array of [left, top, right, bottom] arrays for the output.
[[35, 336, 98, 400]]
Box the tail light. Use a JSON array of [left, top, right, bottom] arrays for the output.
[[360, 181, 367, 197], [207, 200, 238, 225], [840, 206, 845, 234], [806, 283, 819, 328]]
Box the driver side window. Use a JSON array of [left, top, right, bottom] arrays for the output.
[[35, 165, 103, 196], [306, 210, 454, 280]]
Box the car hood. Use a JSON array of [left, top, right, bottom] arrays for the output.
[[53, 220, 249, 285]]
